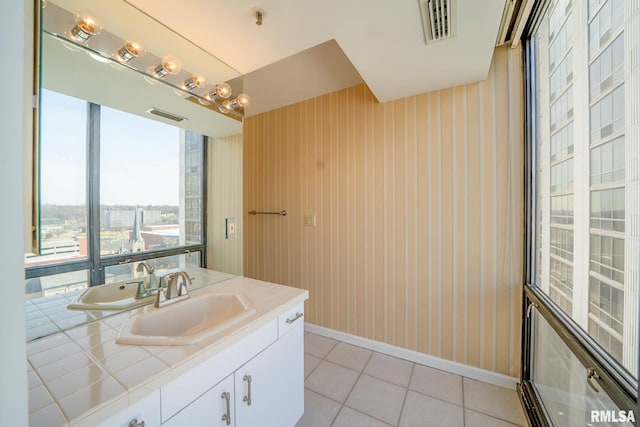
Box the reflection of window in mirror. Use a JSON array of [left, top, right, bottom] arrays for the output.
[[25, 87, 206, 298], [25, 89, 88, 269]]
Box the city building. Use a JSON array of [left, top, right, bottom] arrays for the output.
[[536, 0, 637, 385]]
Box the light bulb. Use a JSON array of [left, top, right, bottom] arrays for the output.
[[236, 93, 251, 108], [221, 100, 233, 112], [183, 75, 207, 91], [152, 55, 181, 78], [225, 94, 251, 110], [116, 41, 145, 62], [216, 83, 233, 99], [71, 14, 101, 43], [206, 83, 232, 101]]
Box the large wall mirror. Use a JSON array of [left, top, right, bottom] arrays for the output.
[[25, 0, 243, 340]]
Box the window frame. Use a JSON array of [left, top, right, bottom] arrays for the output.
[[518, 1, 637, 424], [26, 100, 207, 285]]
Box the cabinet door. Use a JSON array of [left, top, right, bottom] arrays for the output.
[[162, 374, 235, 427], [234, 322, 304, 427]]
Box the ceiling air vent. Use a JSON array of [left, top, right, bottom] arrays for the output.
[[419, 0, 455, 44], [145, 108, 187, 123]]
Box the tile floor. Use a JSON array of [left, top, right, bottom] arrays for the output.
[[297, 332, 527, 427]]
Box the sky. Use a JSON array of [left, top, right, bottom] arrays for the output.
[[40, 89, 181, 206]]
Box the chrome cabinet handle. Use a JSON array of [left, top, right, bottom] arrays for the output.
[[128, 420, 145, 427], [243, 375, 252, 406], [286, 312, 303, 324], [221, 392, 231, 425]]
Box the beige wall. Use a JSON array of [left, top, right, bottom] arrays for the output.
[[207, 134, 244, 275], [243, 45, 524, 376]]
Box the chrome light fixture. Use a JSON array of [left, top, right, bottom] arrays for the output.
[[70, 13, 101, 43], [183, 75, 207, 91], [148, 55, 182, 78], [222, 93, 251, 111], [205, 82, 233, 101], [116, 41, 145, 62]]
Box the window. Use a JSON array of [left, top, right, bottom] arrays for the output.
[[26, 90, 87, 268], [590, 136, 625, 185], [589, 84, 625, 141], [522, 2, 638, 423], [530, 0, 638, 379], [589, 34, 624, 99], [588, 0, 623, 55], [26, 89, 206, 295]]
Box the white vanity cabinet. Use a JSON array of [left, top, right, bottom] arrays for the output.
[[158, 303, 305, 427]]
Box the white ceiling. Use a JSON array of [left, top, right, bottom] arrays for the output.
[[126, 0, 507, 111]]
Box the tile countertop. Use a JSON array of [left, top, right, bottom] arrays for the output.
[[27, 273, 309, 427]]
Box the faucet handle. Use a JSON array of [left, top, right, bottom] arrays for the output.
[[130, 280, 146, 299]]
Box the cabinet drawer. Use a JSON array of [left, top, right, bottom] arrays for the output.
[[97, 390, 160, 427], [278, 302, 304, 337]]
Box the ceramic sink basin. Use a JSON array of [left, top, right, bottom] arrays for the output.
[[67, 281, 155, 311], [116, 292, 256, 346]]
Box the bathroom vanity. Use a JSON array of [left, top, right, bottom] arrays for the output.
[[26, 274, 308, 427]]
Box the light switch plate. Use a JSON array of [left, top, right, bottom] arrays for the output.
[[225, 218, 236, 239], [304, 214, 316, 227]]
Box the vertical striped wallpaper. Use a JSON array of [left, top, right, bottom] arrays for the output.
[[243, 45, 524, 376], [207, 134, 244, 276]]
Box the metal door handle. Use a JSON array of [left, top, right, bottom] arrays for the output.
[[128, 420, 145, 427], [243, 374, 252, 406], [286, 312, 303, 324], [221, 392, 231, 425]]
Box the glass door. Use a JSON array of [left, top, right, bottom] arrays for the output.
[[520, 0, 638, 425]]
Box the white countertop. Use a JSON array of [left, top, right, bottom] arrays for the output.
[[26, 272, 308, 427]]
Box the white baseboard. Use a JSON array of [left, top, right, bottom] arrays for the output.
[[304, 323, 519, 390]]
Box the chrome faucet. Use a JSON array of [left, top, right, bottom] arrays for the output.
[[136, 262, 157, 296], [155, 271, 190, 307]]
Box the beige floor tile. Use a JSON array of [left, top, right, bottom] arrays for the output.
[[333, 406, 392, 427], [465, 409, 521, 427], [463, 378, 525, 426], [305, 360, 359, 403], [346, 374, 406, 425], [304, 354, 322, 378], [295, 389, 341, 427], [304, 333, 338, 358], [363, 352, 414, 387], [325, 342, 372, 372], [399, 390, 464, 427], [409, 364, 463, 405]]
